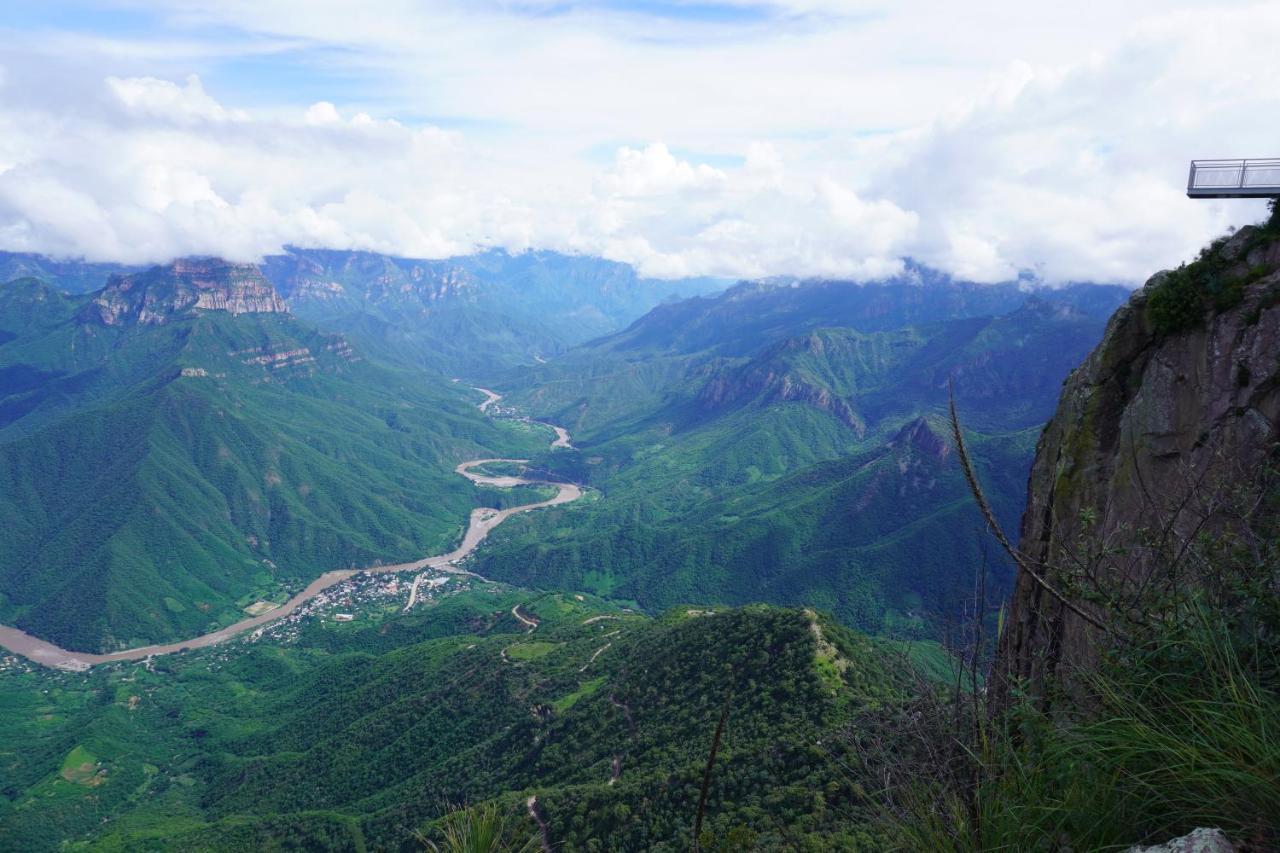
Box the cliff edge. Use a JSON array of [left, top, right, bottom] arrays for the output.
[[996, 216, 1280, 699]]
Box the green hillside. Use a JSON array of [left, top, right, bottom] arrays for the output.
[[0, 267, 549, 652], [471, 279, 1126, 634], [0, 591, 930, 851]]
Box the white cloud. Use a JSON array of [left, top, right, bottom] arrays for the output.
[[108, 74, 247, 123], [0, 1, 1275, 283], [596, 144, 727, 198], [303, 100, 341, 125]]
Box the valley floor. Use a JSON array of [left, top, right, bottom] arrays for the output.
[[0, 395, 580, 671]]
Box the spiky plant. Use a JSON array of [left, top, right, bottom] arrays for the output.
[[414, 802, 539, 853]]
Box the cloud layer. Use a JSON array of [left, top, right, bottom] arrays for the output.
[[0, 1, 1276, 283]]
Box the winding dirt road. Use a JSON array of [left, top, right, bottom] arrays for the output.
[[474, 386, 502, 413], [475, 384, 571, 449], [0, 391, 579, 671]]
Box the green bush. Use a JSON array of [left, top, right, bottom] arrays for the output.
[[1146, 206, 1280, 337]]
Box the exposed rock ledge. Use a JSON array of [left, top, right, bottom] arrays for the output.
[[996, 225, 1280, 698], [82, 257, 288, 326]]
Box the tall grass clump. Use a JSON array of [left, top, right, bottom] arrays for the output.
[[886, 603, 1279, 852], [414, 802, 539, 853]]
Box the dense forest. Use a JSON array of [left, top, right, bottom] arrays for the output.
[[0, 588, 948, 851]]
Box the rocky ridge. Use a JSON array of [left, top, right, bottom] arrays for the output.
[[261, 249, 474, 309], [82, 258, 288, 326], [696, 332, 876, 433], [996, 222, 1280, 697]]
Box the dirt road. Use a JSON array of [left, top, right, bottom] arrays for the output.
[[0, 393, 579, 671]]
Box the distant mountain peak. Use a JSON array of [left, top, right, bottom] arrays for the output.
[[1012, 292, 1086, 321], [82, 258, 287, 326]]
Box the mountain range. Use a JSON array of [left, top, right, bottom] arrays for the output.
[[0, 258, 553, 652], [0, 249, 1128, 650], [471, 273, 1128, 632], [0, 248, 726, 379], [12, 232, 1265, 852]]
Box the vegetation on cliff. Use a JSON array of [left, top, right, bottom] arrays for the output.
[[1146, 199, 1280, 336], [887, 211, 1280, 851]]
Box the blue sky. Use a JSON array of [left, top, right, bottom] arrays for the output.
[[0, 1, 1275, 282]]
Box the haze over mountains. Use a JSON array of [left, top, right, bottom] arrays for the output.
[[0, 248, 727, 379]]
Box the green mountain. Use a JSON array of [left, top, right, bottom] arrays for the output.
[[0, 252, 138, 296], [0, 248, 727, 380], [470, 276, 1128, 632], [0, 260, 546, 653], [260, 248, 727, 378], [0, 589, 934, 852]]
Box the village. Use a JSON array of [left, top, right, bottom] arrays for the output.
[[248, 568, 470, 647]]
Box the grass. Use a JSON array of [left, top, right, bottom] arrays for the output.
[[59, 744, 100, 785], [552, 676, 605, 712], [414, 801, 538, 853], [890, 607, 1280, 851], [505, 641, 560, 661]]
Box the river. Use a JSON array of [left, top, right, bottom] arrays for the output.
[[0, 391, 577, 671]]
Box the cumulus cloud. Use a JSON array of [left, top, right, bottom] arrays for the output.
[[303, 100, 341, 125], [0, 1, 1275, 283], [585, 143, 917, 279], [108, 74, 248, 123], [595, 144, 728, 197], [866, 5, 1280, 282]]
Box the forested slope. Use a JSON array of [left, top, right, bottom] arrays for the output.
[[474, 277, 1127, 632], [0, 591, 926, 852], [0, 264, 546, 652]]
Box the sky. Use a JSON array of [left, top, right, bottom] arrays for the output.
[[0, 1, 1277, 284]]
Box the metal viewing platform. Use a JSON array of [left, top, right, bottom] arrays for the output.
[[1187, 159, 1280, 199]]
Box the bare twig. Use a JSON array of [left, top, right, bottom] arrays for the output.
[[947, 381, 1113, 635]]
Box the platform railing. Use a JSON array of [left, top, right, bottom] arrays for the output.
[[1188, 158, 1280, 196]]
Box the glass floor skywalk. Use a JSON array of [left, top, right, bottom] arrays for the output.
[[1188, 159, 1280, 198]]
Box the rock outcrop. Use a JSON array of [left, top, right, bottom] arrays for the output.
[[1126, 827, 1237, 853], [891, 416, 951, 462], [82, 258, 288, 326], [996, 223, 1280, 698]]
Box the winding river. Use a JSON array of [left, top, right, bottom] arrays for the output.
[[0, 390, 579, 671]]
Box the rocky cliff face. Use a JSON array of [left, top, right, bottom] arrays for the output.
[[996, 223, 1280, 698], [82, 258, 287, 326], [260, 249, 473, 310]]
